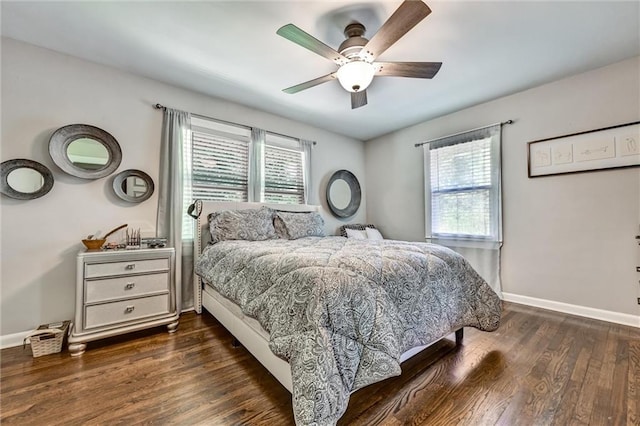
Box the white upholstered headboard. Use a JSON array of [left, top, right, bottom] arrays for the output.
[[192, 201, 321, 313]]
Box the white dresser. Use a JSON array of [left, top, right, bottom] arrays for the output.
[[68, 247, 179, 356]]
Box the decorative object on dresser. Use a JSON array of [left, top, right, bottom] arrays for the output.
[[82, 223, 128, 251], [326, 169, 361, 218], [126, 227, 141, 249], [68, 247, 179, 356], [112, 169, 155, 203], [49, 124, 122, 179], [0, 158, 55, 200], [142, 237, 167, 248]]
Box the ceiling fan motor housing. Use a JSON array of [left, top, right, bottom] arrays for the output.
[[338, 23, 369, 59]]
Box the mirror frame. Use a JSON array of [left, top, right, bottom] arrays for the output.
[[0, 159, 54, 200], [112, 169, 155, 203], [49, 124, 122, 179], [326, 169, 361, 218]]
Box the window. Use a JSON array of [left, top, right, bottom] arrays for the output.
[[190, 117, 251, 202], [424, 124, 502, 242], [264, 133, 305, 204], [183, 117, 310, 238]]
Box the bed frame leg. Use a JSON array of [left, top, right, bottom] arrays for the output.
[[232, 338, 241, 348], [455, 328, 464, 346]]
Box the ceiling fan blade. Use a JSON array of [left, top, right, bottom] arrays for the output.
[[360, 1, 431, 62], [283, 73, 337, 94], [351, 91, 368, 109], [375, 61, 442, 78], [277, 24, 349, 66]]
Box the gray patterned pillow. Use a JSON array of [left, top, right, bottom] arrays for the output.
[[338, 223, 378, 238], [275, 211, 325, 239], [208, 207, 277, 243]]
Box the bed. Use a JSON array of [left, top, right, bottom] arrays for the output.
[[193, 201, 502, 425]]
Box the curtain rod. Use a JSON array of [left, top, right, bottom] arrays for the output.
[[154, 103, 316, 145], [414, 120, 514, 148]]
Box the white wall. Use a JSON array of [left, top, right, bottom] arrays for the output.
[[0, 37, 366, 337], [366, 56, 640, 318]]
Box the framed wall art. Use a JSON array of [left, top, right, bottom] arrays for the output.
[[527, 121, 640, 177]]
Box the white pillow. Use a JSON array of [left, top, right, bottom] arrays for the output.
[[345, 228, 367, 239], [366, 227, 384, 240]]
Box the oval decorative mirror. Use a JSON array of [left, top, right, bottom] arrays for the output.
[[326, 169, 361, 218], [0, 159, 54, 200], [112, 169, 154, 203], [49, 124, 122, 179]]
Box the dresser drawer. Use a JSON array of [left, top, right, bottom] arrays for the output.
[[85, 294, 170, 330], [85, 258, 169, 278], [85, 273, 169, 304]]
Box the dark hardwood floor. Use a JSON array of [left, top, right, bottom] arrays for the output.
[[1, 302, 638, 425]]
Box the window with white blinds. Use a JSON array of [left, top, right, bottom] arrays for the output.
[[430, 138, 492, 237], [425, 124, 501, 242], [190, 117, 251, 202], [184, 117, 309, 239], [264, 133, 305, 204]]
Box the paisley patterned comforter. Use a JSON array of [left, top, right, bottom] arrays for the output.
[[195, 236, 501, 425]]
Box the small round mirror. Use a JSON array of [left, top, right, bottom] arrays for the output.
[[329, 179, 351, 210], [122, 176, 149, 198], [49, 124, 122, 179], [113, 169, 154, 203], [326, 170, 361, 218], [66, 138, 110, 170], [1, 159, 54, 200], [7, 168, 45, 193]]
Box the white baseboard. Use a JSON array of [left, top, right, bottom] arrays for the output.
[[2, 310, 194, 350], [1, 330, 32, 349], [502, 292, 640, 328]]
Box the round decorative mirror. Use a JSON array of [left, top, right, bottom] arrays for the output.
[[326, 169, 361, 218], [112, 169, 154, 203], [66, 138, 110, 170], [49, 124, 122, 179], [0, 159, 54, 200]]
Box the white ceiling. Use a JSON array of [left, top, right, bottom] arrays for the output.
[[2, 1, 639, 140]]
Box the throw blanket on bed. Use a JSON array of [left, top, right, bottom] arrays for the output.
[[195, 237, 501, 425]]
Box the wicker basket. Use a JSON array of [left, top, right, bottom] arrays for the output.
[[24, 321, 71, 357]]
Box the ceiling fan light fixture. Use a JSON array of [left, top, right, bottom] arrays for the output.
[[336, 61, 375, 92]]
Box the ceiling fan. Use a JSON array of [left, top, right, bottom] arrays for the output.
[[277, 0, 442, 109]]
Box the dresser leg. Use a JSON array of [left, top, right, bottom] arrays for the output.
[[69, 342, 86, 356], [167, 321, 179, 333]]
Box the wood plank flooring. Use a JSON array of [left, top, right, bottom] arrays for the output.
[[1, 302, 638, 425]]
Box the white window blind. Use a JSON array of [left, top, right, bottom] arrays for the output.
[[190, 118, 251, 202], [424, 124, 502, 242], [264, 133, 305, 204], [430, 137, 492, 237]]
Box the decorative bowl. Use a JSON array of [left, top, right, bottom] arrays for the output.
[[82, 238, 106, 250]]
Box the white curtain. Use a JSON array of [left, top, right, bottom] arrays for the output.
[[249, 128, 265, 202], [300, 139, 314, 204], [423, 124, 503, 297], [156, 108, 192, 312]]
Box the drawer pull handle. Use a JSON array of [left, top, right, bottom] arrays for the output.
[[124, 306, 135, 314], [125, 264, 136, 270], [125, 283, 135, 290]]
